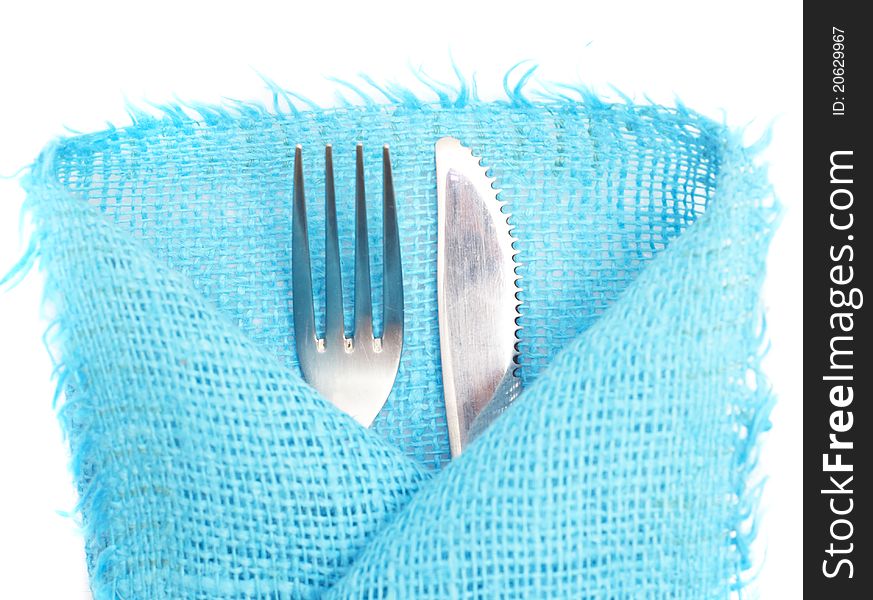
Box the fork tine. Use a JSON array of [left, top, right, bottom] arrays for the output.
[[381, 145, 403, 346], [291, 145, 316, 345], [323, 145, 345, 347], [353, 143, 374, 340]]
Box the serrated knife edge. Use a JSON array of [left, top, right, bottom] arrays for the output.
[[436, 137, 522, 457]]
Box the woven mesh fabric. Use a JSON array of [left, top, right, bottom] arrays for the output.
[[13, 82, 777, 598]]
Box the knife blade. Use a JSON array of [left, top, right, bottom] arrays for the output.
[[436, 137, 522, 457]]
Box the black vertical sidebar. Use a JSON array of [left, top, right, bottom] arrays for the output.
[[805, 5, 870, 597]]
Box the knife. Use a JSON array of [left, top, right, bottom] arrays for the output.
[[436, 137, 522, 457]]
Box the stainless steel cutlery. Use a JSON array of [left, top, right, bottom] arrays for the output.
[[291, 144, 403, 427], [436, 137, 522, 456], [291, 138, 521, 454]]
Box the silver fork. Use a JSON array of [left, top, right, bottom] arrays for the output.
[[292, 143, 403, 426]]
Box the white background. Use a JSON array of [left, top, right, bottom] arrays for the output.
[[0, 1, 802, 597]]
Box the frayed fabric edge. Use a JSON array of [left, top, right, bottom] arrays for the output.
[[710, 129, 783, 598], [44, 64, 727, 145]]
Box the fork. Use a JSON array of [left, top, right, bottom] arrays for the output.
[[291, 143, 404, 426]]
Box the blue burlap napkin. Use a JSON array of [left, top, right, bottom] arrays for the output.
[[6, 75, 778, 598]]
